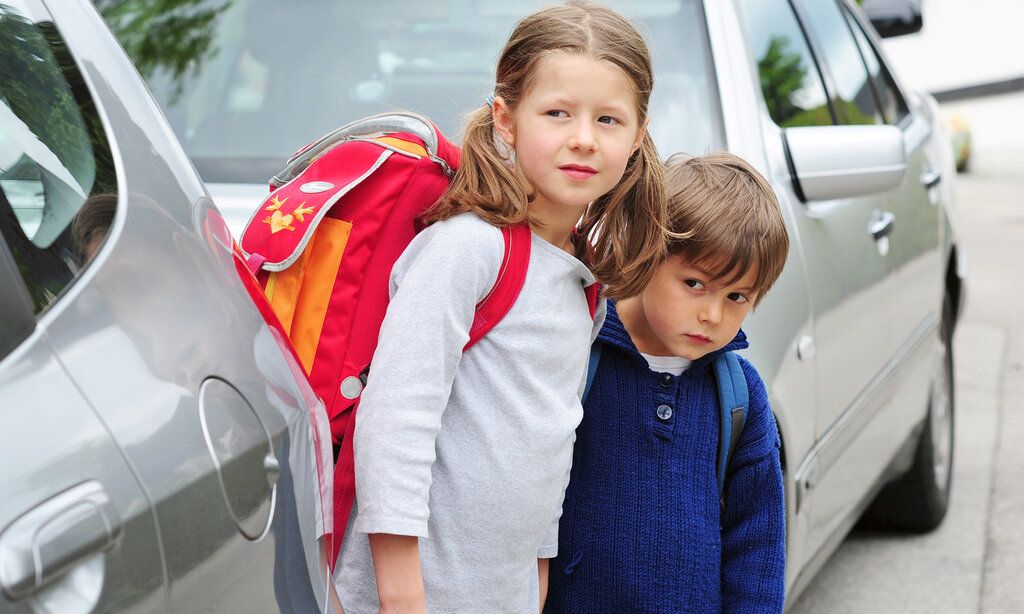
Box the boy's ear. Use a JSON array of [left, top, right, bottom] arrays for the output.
[[631, 117, 649, 155], [492, 96, 515, 146]]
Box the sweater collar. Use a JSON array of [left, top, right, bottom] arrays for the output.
[[598, 300, 749, 368]]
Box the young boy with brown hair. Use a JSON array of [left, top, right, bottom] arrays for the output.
[[546, 152, 790, 613]]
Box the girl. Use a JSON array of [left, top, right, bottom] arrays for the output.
[[334, 2, 665, 611]]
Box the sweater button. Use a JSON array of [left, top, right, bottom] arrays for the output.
[[656, 404, 673, 420], [659, 373, 673, 387]]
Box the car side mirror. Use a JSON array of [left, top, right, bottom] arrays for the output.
[[860, 0, 923, 38], [783, 125, 907, 202]]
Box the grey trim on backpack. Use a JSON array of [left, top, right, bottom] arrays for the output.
[[271, 111, 449, 189]]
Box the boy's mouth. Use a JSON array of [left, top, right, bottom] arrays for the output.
[[559, 164, 598, 180], [684, 333, 712, 345]]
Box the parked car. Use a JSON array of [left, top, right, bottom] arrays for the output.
[[0, 1, 335, 612], [106, 0, 966, 606], [947, 112, 972, 172]]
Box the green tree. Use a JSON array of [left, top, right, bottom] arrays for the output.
[[757, 35, 808, 126], [0, 4, 98, 190], [94, 0, 229, 99]]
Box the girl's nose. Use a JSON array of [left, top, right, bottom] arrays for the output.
[[568, 121, 597, 152]]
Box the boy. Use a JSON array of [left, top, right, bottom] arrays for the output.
[[546, 152, 790, 613]]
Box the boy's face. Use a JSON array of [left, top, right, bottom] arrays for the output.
[[627, 255, 759, 360]]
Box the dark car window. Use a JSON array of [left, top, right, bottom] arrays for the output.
[[799, 0, 882, 125], [739, 0, 834, 127], [0, 0, 119, 317], [100, 0, 724, 184], [843, 5, 910, 126]]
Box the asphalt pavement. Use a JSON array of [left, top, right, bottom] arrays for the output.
[[790, 92, 1024, 612]]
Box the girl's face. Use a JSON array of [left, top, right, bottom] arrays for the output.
[[493, 52, 647, 224]]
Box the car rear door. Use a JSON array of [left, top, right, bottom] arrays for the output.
[[0, 3, 165, 610]]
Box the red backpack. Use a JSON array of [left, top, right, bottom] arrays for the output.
[[239, 112, 597, 564]]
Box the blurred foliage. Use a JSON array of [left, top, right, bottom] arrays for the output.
[[0, 2, 119, 309], [757, 35, 821, 126], [754, 34, 880, 128], [94, 0, 230, 99], [0, 3, 112, 192]]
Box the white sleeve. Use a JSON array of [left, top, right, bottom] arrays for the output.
[[352, 215, 503, 537], [540, 295, 607, 557]]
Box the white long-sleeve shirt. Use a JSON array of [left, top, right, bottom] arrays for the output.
[[335, 212, 604, 613]]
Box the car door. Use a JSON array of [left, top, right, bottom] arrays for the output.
[[34, 2, 331, 611], [843, 2, 944, 438], [0, 3, 166, 611], [738, 0, 899, 562]]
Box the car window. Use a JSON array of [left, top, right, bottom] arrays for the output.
[[799, 0, 882, 126], [100, 0, 724, 184], [0, 0, 119, 316], [739, 0, 834, 127], [843, 6, 910, 126]]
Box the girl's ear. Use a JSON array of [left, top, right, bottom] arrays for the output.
[[492, 96, 515, 146], [631, 117, 650, 155]]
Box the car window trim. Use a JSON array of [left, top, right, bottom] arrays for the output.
[[0, 234, 37, 361], [839, 0, 914, 127], [838, 3, 889, 123], [693, 0, 727, 152], [787, 0, 842, 125]]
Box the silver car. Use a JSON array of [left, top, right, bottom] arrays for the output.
[[0, 1, 335, 612], [106, 0, 965, 607]]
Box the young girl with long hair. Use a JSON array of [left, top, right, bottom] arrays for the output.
[[334, 2, 666, 611]]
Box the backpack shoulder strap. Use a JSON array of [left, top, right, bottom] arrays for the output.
[[582, 342, 603, 403], [464, 223, 598, 352], [714, 351, 749, 502], [464, 223, 532, 351]]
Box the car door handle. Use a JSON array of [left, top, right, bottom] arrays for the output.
[[921, 168, 942, 190], [0, 481, 122, 600], [868, 211, 895, 240]]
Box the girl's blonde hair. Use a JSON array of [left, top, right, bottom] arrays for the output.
[[425, 0, 666, 299]]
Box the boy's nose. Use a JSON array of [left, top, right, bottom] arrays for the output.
[[699, 300, 722, 326]]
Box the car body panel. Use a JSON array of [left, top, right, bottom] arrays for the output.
[[0, 1, 332, 611]]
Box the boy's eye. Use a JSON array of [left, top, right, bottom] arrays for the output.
[[546, 110, 568, 118], [597, 115, 620, 125], [684, 278, 705, 291], [728, 292, 749, 304]]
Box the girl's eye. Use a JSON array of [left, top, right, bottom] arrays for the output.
[[546, 110, 568, 118], [684, 279, 705, 291], [728, 292, 749, 304], [597, 115, 620, 125]]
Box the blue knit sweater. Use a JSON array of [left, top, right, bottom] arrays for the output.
[[545, 302, 786, 613]]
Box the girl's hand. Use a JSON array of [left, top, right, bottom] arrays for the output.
[[538, 558, 550, 612], [368, 533, 427, 613]]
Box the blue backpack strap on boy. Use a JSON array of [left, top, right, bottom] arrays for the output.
[[581, 345, 749, 503], [582, 342, 603, 402], [713, 351, 748, 506]]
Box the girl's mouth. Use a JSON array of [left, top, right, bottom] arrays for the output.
[[685, 334, 712, 345], [559, 164, 598, 180]]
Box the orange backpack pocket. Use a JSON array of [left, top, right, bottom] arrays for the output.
[[265, 217, 353, 373]]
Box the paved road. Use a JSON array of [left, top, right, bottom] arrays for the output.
[[789, 95, 1024, 612]]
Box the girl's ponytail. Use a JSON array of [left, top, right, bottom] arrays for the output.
[[578, 132, 667, 300], [425, 106, 531, 227]]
